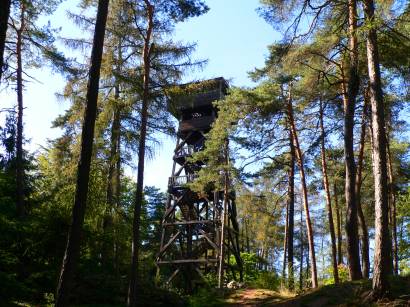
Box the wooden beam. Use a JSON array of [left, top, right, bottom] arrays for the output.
[[158, 231, 181, 257], [166, 268, 180, 285], [163, 220, 214, 226], [163, 194, 185, 221], [203, 196, 218, 212], [174, 133, 191, 153], [157, 259, 218, 265], [174, 163, 186, 177], [199, 229, 219, 251], [195, 267, 205, 280]]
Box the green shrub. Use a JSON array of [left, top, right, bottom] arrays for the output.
[[187, 288, 224, 307], [227, 252, 279, 290], [252, 271, 280, 290], [322, 264, 350, 285]]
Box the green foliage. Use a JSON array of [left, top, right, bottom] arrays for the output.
[[322, 264, 350, 285], [187, 288, 224, 307], [202, 272, 219, 288], [228, 252, 280, 290], [234, 252, 260, 281], [252, 271, 281, 290]]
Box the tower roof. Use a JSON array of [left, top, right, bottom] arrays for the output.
[[167, 77, 228, 118]]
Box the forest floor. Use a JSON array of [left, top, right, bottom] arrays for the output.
[[223, 288, 292, 306], [6, 276, 410, 306], [221, 276, 410, 306]]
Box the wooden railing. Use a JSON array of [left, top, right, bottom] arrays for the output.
[[174, 145, 195, 159], [168, 174, 198, 188]]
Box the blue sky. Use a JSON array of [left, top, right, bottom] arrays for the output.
[[0, 0, 279, 191]]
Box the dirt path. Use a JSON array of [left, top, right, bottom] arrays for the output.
[[222, 285, 410, 307], [224, 288, 291, 306], [222, 288, 334, 306]]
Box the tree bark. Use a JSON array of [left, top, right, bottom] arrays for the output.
[[333, 182, 343, 265], [113, 40, 123, 274], [56, 1, 110, 305], [15, 3, 25, 218], [0, 0, 11, 82], [305, 240, 310, 288], [299, 206, 304, 291], [113, 125, 121, 274], [218, 139, 230, 289], [282, 199, 289, 284], [356, 97, 370, 278], [363, 0, 392, 299], [245, 219, 250, 253], [344, 0, 362, 280], [386, 138, 398, 275], [127, 2, 153, 306], [286, 85, 318, 288], [318, 98, 339, 284], [287, 130, 295, 289], [103, 95, 121, 267]]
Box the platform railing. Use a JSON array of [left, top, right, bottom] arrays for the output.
[[168, 174, 198, 188], [174, 145, 195, 159]]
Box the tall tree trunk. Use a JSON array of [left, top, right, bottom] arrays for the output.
[[356, 97, 370, 278], [103, 96, 121, 267], [282, 200, 289, 284], [319, 98, 339, 284], [15, 4, 25, 218], [55, 1, 110, 305], [218, 139, 230, 289], [0, 0, 11, 82], [386, 138, 398, 275], [344, 0, 362, 280], [113, 126, 121, 274], [245, 219, 250, 253], [287, 131, 295, 289], [305, 240, 310, 287], [286, 86, 318, 288], [363, 0, 392, 299], [127, 2, 153, 306], [299, 206, 304, 291], [113, 39, 123, 274], [105, 36, 123, 269], [333, 182, 343, 265]]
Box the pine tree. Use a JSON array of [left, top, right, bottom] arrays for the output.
[[56, 0, 110, 305], [286, 84, 318, 288], [286, 128, 295, 289], [0, 0, 11, 82], [318, 84, 339, 283], [343, 0, 362, 280], [126, 1, 208, 305], [362, 0, 392, 299], [5, 0, 71, 217]]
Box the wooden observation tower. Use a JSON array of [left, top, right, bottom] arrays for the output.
[[156, 77, 243, 291]]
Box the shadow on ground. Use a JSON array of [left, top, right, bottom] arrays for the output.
[[222, 275, 410, 307]]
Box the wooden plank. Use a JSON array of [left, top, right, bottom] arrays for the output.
[[174, 163, 186, 177], [166, 268, 180, 285], [157, 259, 218, 265], [163, 220, 214, 226], [203, 195, 218, 212], [158, 231, 181, 257], [199, 229, 219, 251], [163, 194, 184, 221], [195, 267, 205, 280], [174, 133, 190, 153]]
